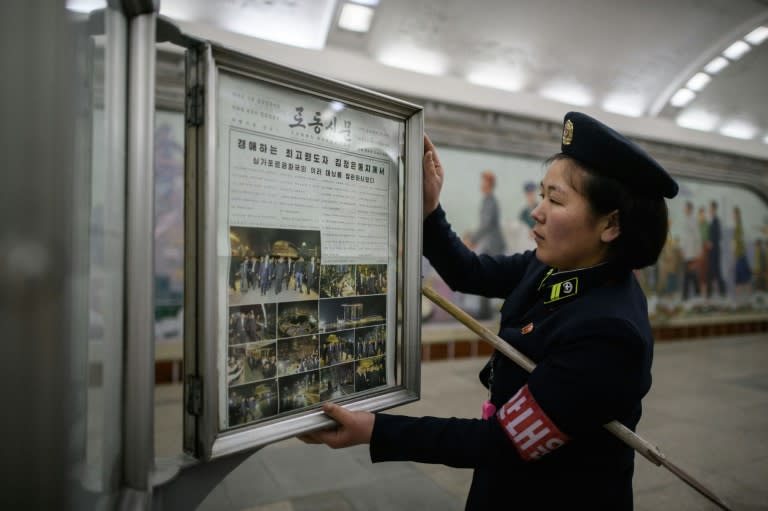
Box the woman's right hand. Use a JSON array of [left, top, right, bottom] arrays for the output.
[[298, 402, 374, 448], [423, 134, 444, 219]]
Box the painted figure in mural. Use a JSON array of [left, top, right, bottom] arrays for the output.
[[657, 224, 681, 298], [680, 201, 701, 301], [518, 181, 538, 231], [468, 171, 507, 255], [732, 206, 752, 300], [467, 171, 507, 318], [754, 239, 767, 291], [697, 206, 710, 295], [301, 112, 679, 510], [706, 201, 727, 298]]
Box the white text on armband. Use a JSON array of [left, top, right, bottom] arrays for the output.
[[496, 385, 570, 461]]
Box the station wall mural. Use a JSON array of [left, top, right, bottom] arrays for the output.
[[422, 146, 768, 324], [146, 114, 768, 334]]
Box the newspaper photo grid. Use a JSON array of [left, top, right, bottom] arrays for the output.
[[217, 72, 402, 430]]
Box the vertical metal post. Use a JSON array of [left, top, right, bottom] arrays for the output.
[[123, 11, 157, 501], [0, 1, 83, 509], [102, 5, 129, 497]]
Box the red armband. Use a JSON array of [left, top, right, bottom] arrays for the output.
[[496, 385, 570, 461]]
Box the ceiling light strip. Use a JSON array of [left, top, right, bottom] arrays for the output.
[[650, 14, 768, 116]]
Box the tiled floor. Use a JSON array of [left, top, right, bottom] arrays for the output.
[[174, 334, 768, 510]]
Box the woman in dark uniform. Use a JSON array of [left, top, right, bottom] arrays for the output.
[[301, 112, 678, 510]]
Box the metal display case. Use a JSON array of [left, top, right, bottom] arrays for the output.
[[183, 42, 424, 460]]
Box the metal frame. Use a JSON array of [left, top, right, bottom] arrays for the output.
[[124, 11, 157, 494], [184, 43, 424, 460], [100, 6, 129, 498]]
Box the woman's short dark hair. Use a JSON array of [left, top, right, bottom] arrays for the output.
[[547, 153, 669, 270]]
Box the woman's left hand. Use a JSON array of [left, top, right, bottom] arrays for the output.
[[423, 134, 445, 219], [298, 402, 375, 449]]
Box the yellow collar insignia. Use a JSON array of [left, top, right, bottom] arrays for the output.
[[543, 276, 579, 304]]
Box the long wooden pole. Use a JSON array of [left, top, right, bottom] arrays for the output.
[[422, 285, 732, 511]]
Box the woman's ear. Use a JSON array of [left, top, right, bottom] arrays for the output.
[[601, 210, 621, 243]]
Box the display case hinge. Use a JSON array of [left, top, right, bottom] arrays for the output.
[[186, 375, 203, 416], [186, 84, 204, 127]]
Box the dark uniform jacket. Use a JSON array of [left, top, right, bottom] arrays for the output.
[[370, 206, 653, 510]]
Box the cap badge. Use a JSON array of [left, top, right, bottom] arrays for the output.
[[562, 119, 574, 146]]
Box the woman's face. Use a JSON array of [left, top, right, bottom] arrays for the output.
[[530, 160, 615, 271]]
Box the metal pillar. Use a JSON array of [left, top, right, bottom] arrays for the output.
[[122, 10, 157, 506], [102, 6, 129, 499], [0, 1, 83, 509]]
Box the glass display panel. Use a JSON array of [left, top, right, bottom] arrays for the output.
[[184, 44, 423, 458], [217, 72, 403, 430]]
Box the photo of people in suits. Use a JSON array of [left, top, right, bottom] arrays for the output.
[[319, 330, 355, 367], [355, 264, 387, 295], [228, 303, 277, 345], [320, 264, 356, 298], [279, 371, 320, 413], [229, 227, 321, 306], [319, 363, 355, 401], [354, 356, 386, 392], [227, 380, 278, 427], [228, 340, 278, 387], [276, 335, 319, 377]]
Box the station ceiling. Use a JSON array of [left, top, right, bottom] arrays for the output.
[[73, 0, 768, 156]]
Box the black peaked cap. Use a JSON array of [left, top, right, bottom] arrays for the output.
[[560, 111, 679, 199]]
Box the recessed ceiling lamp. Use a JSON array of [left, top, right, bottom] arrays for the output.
[[601, 92, 645, 117], [669, 88, 696, 108], [685, 72, 711, 92], [466, 67, 525, 92], [338, 3, 374, 32], [723, 40, 751, 60], [66, 0, 105, 12], [676, 109, 719, 132], [744, 26, 768, 45], [161, 0, 336, 50], [719, 120, 758, 140], [349, 0, 380, 5], [703, 56, 729, 74], [668, 22, 765, 112], [377, 45, 447, 75], [539, 80, 593, 107]]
